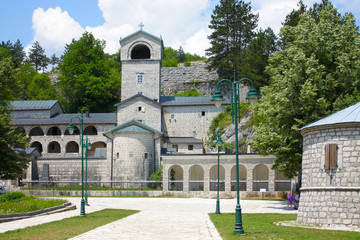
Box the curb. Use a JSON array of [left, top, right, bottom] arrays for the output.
[[0, 202, 76, 223]]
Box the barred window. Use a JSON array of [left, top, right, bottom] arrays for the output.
[[137, 74, 143, 83]]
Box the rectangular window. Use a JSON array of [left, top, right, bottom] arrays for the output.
[[324, 144, 338, 170], [171, 114, 174, 119], [138, 106, 142, 112], [201, 111, 206, 116], [144, 153, 148, 158], [172, 145, 178, 152], [188, 145, 194, 150], [138, 92, 142, 95], [117, 152, 119, 158], [137, 74, 143, 83]]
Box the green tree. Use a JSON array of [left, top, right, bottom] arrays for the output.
[[28, 41, 47, 73], [16, 62, 37, 100], [206, 0, 258, 79], [0, 50, 30, 179], [0, 40, 25, 68], [27, 73, 60, 100], [173, 88, 203, 96], [176, 46, 186, 63], [245, 27, 277, 87], [252, 2, 360, 178], [58, 32, 121, 113], [163, 47, 178, 67], [49, 54, 60, 69]]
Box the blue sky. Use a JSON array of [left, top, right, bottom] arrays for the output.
[[1, 0, 359, 57]]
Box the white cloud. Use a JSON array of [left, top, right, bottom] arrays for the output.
[[183, 28, 211, 56], [30, 7, 84, 56], [28, 0, 360, 58]]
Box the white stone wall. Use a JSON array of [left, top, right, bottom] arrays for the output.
[[113, 132, 155, 181], [162, 105, 226, 140], [298, 126, 360, 229], [117, 97, 161, 131], [33, 157, 109, 183], [165, 143, 203, 154], [121, 61, 161, 101]]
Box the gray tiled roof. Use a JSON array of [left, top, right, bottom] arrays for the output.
[[10, 100, 59, 110], [12, 113, 117, 126], [301, 101, 360, 130], [164, 137, 203, 144], [160, 96, 215, 106]]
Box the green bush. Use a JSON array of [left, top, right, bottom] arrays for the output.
[[0, 191, 26, 202]]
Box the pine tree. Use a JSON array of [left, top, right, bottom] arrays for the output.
[[206, 0, 258, 79], [29, 41, 47, 72]]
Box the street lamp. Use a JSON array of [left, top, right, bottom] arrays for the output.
[[67, 110, 86, 216], [215, 130, 223, 214], [84, 137, 91, 206], [212, 71, 259, 234]]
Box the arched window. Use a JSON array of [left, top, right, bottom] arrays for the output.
[[48, 141, 61, 153], [252, 164, 269, 191], [30, 141, 43, 154], [168, 165, 183, 191], [47, 126, 61, 136], [275, 170, 291, 191], [209, 165, 225, 191], [65, 126, 80, 135], [84, 126, 97, 135], [29, 127, 44, 136], [131, 44, 150, 59], [231, 165, 247, 191], [66, 141, 79, 153], [189, 165, 204, 191], [88, 141, 106, 157]]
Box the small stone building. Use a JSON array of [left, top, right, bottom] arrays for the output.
[[298, 102, 360, 230]]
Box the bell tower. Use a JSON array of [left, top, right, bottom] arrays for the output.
[[120, 27, 163, 101]]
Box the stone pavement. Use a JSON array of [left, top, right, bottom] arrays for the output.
[[0, 197, 295, 239]]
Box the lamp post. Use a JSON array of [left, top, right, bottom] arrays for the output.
[[212, 71, 259, 234], [215, 130, 223, 214], [84, 137, 91, 206], [67, 110, 86, 216]]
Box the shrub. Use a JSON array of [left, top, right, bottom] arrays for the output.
[[0, 191, 26, 202]]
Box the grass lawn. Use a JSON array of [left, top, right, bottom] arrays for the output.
[[209, 213, 360, 240], [0, 192, 67, 215], [0, 209, 139, 240]]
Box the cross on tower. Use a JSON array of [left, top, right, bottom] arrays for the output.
[[139, 22, 144, 30]]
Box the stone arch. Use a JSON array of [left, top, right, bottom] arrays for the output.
[[168, 165, 183, 191], [29, 127, 44, 136], [131, 43, 151, 59], [209, 165, 225, 191], [64, 126, 80, 135], [47, 126, 61, 136], [253, 164, 269, 191], [231, 165, 247, 191], [84, 126, 97, 135], [66, 141, 79, 153], [275, 170, 291, 191], [30, 141, 43, 154], [48, 141, 61, 153], [88, 141, 106, 157], [189, 164, 204, 191], [15, 126, 26, 136]]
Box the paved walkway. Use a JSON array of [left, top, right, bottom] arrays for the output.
[[0, 197, 295, 239]]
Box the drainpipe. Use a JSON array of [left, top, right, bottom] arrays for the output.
[[103, 133, 114, 188]]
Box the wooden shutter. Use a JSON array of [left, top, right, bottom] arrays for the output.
[[324, 144, 338, 170], [329, 144, 338, 170]]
